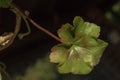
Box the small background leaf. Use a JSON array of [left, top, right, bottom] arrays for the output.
[[0, 0, 12, 8]]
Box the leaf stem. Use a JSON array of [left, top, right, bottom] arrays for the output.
[[11, 4, 61, 42], [27, 18, 62, 42]]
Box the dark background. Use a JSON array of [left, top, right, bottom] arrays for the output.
[[0, 0, 120, 80]]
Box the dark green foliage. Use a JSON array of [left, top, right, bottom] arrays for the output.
[[0, 0, 12, 8]]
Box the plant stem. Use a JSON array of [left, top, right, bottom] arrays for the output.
[[27, 18, 62, 42], [11, 4, 62, 42], [0, 5, 22, 51]]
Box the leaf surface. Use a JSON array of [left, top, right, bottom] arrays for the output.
[[50, 16, 108, 75]]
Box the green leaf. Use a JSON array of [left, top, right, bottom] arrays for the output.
[[73, 16, 84, 28], [50, 16, 108, 75], [0, 0, 12, 8], [58, 23, 74, 45], [88, 39, 108, 64], [50, 44, 68, 64], [74, 16, 100, 38], [58, 45, 93, 74]]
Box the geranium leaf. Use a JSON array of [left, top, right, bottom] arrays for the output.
[[50, 16, 108, 75]]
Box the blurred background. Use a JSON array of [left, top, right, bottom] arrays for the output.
[[0, 0, 120, 80]]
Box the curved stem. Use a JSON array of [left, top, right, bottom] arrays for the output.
[[28, 18, 62, 42], [0, 5, 22, 51], [11, 4, 61, 42], [18, 16, 31, 39]]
